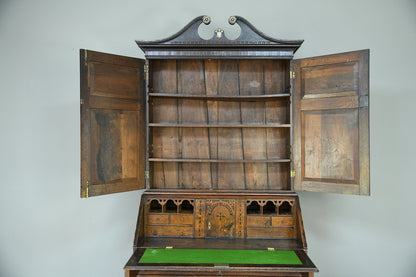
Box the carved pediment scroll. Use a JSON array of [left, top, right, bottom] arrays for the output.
[[136, 16, 303, 59]]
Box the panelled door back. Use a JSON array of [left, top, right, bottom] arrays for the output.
[[293, 50, 369, 195]]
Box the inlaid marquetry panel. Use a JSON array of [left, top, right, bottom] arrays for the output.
[[194, 199, 206, 238], [206, 200, 236, 238]]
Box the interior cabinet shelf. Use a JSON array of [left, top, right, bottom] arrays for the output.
[[148, 123, 291, 128], [149, 158, 291, 163], [148, 93, 290, 101]]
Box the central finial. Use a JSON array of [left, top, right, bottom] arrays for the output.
[[215, 28, 224, 38]]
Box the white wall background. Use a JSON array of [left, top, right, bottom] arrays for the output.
[[1, 0, 415, 276]]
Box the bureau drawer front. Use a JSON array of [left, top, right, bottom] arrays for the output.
[[147, 225, 194, 237], [247, 227, 295, 238], [247, 216, 271, 227], [169, 214, 194, 225], [271, 216, 294, 227], [147, 214, 169, 224]]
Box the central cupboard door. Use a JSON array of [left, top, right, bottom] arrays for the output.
[[206, 200, 236, 238]]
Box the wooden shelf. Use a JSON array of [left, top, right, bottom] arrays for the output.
[[148, 123, 291, 128], [149, 158, 291, 163], [149, 93, 290, 101]]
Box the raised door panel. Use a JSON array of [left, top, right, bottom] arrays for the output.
[[80, 49, 146, 197], [293, 50, 369, 195]]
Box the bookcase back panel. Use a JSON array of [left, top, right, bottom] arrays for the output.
[[150, 59, 289, 94], [149, 59, 291, 190], [150, 161, 291, 190]]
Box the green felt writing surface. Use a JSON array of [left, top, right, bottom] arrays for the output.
[[139, 248, 302, 265]]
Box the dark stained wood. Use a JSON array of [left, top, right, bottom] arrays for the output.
[[133, 197, 146, 248], [136, 16, 303, 59], [80, 49, 145, 197], [126, 269, 313, 276], [293, 49, 369, 195], [78, 16, 370, 277]]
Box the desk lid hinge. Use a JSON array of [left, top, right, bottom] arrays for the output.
[[214, 264, 230, 269]]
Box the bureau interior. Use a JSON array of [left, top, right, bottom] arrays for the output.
[[147, 59, 292, 190], [144, 195, 299, 240]]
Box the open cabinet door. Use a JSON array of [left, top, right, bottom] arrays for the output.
[[293, 50, 369, 195], [80, 49, 146, 197]]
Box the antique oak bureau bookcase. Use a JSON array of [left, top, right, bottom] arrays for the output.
[[80, 16, 369, 276]]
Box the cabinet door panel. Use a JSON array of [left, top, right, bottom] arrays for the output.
[[80, 49, 146, 197], [293, 50, 369, 195]]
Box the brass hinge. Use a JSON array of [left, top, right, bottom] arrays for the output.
[[290, 71, 295, 79], [144, 64, 149, 73], [84, 50, 88, 66], [80, 99, 84, 105], [86, 180, 89, 198], [165, 246, 173, 249], [290, 170, 296, 178], [267, 247, 275, 251], [144, 171, 149, 179]]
